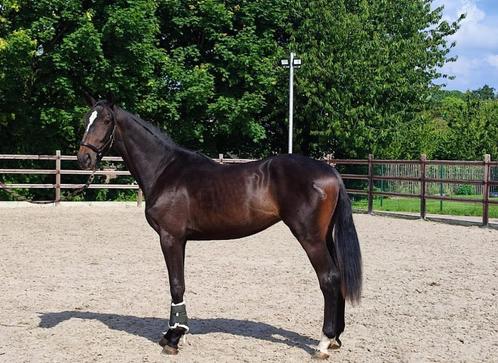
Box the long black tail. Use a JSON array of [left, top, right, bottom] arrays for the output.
[[330, 177, 362, 303]]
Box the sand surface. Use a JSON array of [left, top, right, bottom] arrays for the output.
[[0, 206, 497, 362]]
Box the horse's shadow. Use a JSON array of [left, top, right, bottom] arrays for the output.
[[38, 311, 317, 355]]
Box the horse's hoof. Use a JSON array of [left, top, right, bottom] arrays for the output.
[[161, 345, 179, 355], [329, 338, 341, 350], [313, 351, 330, 360], [158, 336, 168, 347]]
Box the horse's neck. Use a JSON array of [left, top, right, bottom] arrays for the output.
[[113, 110, 176, 197]]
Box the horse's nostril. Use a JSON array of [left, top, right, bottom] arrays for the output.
[[78, 152, 93, 169]]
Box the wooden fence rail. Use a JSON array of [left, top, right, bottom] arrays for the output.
[[1, 152, 497, 226], [329, 154, 498, 226], [0, 152, 252, 207]]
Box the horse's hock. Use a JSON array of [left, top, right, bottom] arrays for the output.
[[1, 206, 497, 362]]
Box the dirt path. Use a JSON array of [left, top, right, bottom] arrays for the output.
[[1, 206, 497, 362]]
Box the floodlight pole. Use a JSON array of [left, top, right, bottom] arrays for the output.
[[280, 52, 301, 154], [288, 52, 295, 154]]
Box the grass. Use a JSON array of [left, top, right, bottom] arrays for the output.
[[351, 195, 498, 218]]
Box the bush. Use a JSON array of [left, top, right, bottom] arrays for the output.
[[455, 185, 474, 195]]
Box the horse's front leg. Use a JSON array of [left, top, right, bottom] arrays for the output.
[[157, 230, 188, 355]]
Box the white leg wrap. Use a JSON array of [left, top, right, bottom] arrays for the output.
[[168, 323, 190, 333], [318, 332, 331, 353]]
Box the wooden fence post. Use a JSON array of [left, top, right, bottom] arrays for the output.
[[367, 154, 373, 214], [55, 150, 61, 205], [483, 154, 490, 226], [219, 153, 223, 164], [420, 154, 427, 219], [137, 188, 143, 207], [439, 164, 444, 212]]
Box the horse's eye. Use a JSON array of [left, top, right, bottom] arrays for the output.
[[104, 118, 112, 124]]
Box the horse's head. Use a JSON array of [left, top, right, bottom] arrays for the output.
[[77, 93, 116, 170]]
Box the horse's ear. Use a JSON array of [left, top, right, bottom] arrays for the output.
[[106, 92, 115, 108], [83, 91, 96, 107]]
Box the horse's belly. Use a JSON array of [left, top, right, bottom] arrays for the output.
[[186, 177, 281, 240], [187, 207, 280, 240]]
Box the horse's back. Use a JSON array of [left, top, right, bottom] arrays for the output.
[[183, 153, 340, 216]]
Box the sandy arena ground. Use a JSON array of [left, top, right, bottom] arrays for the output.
[[0, 205, 497, 363]]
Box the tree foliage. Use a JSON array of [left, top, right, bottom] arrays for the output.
[[422, 90, 498, 160], [0, 0, 290, 157], [288, 0, 462, 158], [1, 0, 494, 166]]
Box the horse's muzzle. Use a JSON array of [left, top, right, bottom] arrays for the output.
[[77, 149, 96, 170]]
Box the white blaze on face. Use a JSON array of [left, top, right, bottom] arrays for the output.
[[86, 110, 98, 133]]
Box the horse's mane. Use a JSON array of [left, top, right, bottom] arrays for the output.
[[121, 109, 176, 147], [115, 104, 216, 164]]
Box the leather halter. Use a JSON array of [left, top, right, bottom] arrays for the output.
[[80, 109, 117, 160]]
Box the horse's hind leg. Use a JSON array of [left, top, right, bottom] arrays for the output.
[[308, 242, 342, 359], [285, 221, 342, 359]]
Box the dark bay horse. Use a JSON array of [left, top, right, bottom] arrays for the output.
[[77, 96, 362, 359]]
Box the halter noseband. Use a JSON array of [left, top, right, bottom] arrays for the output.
[[80, 109, 117, 160]]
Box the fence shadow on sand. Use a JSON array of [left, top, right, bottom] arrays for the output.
[[38, 311, 317, 355]]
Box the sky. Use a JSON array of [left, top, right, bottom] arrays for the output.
[[433, 0, 498, 91]]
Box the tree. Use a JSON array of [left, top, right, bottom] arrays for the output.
[[472, 85, 496, 101], [0, 0, 168, 154], [0, 0, 292, 158], [287, 0, 462, 158], [425, 92, 498, 160], [153, 0, 291, 156], [1, 0, 465, 161]]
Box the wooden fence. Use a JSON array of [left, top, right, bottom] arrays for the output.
[[0, 152, 251, 207], [329, 154, 498, 226], [1, 152, 497, 226]]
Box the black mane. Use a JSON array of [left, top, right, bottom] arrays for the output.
[[118, 106, 216, 164], [119, 108, 175, 147]]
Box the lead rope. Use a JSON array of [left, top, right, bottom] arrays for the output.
[[0, 168, 97, 204]]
